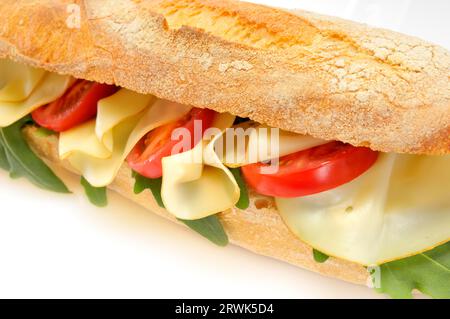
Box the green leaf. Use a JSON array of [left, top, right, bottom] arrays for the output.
[[34, 126, 56, 137], [0, 118, 69, 193], [131, 171, 228, 246], [178, 215, 229, 247], [132, 171, 164, 208], [313, 249, 329, 263], [374, 242, 450, 299], [229, 167, 249, 210], [0, 137, 10, 171], [80, 176, 107, 207]]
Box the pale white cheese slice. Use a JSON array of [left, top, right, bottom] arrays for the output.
[[217, 122, 327, 167], [276, 154, 450, 265]]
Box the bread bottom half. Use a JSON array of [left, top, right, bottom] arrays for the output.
[[23, 125, 369, 285]]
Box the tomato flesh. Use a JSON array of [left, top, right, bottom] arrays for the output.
[[241, 142, 379, 198], [32, 80, 118, 132], [127, 108, 216, 179]]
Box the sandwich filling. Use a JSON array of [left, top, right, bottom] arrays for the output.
[[0, 59, 449, 273]]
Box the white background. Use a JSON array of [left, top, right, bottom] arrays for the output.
[[0, 0, 448, 299]]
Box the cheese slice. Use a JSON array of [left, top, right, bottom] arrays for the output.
[[276, 154, 450, 265], [123, 99, 191, 157], [95, 89, 154, 151], [217, 122, 327, 167], [0, 59, 46, 102], [0, 71, 72, 127], [64, 113, 144, 186], [59, 90, 192, 187], [60, 120, 112, 159], [161, 113, 240, 220]]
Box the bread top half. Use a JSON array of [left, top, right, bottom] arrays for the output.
[[0, 0, 449, 154]]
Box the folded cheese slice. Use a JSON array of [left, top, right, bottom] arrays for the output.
[[276, 154, 450, 265], [161, 113, 240, 220], [217, 122, 327, 167], [59, 89, 191, 187], [60, 120, 112, 159], [95, 89, 154, 152], [0, 60, 72, 127], [0, 59, 46, 102]]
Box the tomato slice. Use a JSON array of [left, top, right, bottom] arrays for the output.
[[241, 142, 379, 198], [32, 80, 118, 132], [127, 108, 216, 179]]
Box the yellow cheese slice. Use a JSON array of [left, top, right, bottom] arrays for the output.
[[0, 59, 46, 102], [65, 113, 144, 186], [95, 89, 154, 151], [161, 113, 240, 220], [276, 154, 450, 265], [0, 72, 72, 127], [59, 120, 112, 159], [59, 90, 192, 187], [217, 122, 327, 167], [123, 99, 191, 156]]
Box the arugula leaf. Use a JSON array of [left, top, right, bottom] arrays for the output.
[[0, 138, 10, 171], [313, 249, 329, 263], [178, 215, 229, 247], [0, 117, 69, 193], [80, 176, 107, 207], [34, 126, 56, 137], [229, 167, 249, 210], [132, 171, 164, 208], [373, 242, 450, 299], [131, 171, 228, 246]]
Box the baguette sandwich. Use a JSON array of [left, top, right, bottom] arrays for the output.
[[0, 0, 449, 299]]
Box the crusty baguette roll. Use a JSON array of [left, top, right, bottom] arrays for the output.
[[0, 0, 449, 155], [23, 125, 369, 285], [1, 0, 449, 286]]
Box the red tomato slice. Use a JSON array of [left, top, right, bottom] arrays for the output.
[[241, 142, 379, 198], [127, 108, 216, 179], [32, 80, 118, 132]]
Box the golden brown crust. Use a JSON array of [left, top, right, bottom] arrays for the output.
[[0, 0, 449, 155], [23, 125, 369, 285]]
